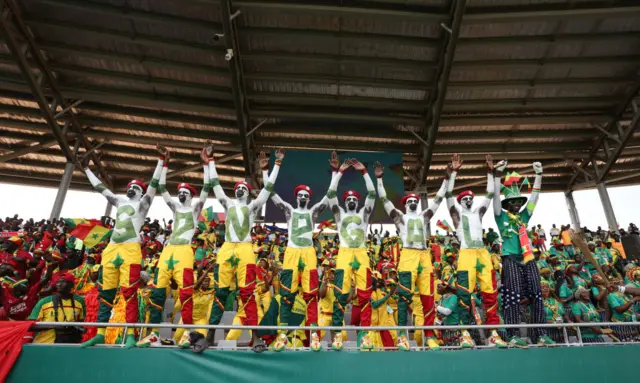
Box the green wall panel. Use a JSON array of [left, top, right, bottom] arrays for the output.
[[8, 345, 640, 383]]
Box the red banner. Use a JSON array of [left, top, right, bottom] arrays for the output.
[[0, 232, 25, 238], [0, 321, 34, 383]]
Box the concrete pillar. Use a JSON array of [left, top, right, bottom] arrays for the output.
[[49, 161, 74, 220], [564, 191, 581, 231], [104, 201, 113, 217], [596, 183, 619, 235]]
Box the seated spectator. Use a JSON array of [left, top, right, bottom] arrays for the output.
[[28, 273, 86, 344], [607, 278, 638, 342], [571, 286, 609, 343]]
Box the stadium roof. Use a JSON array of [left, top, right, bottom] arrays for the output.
[[0, 0, 638, 197]]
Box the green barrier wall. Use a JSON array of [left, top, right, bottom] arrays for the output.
[[9, 345, 640, 383]]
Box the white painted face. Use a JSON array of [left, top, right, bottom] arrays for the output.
[[405, 197, 419, 213], [126, 184, 143, 201], [235, 184, 249, 202], [345, 196, 358, 211], [297, 190, 310, 208], [178, 188, 192, 204], [460, 195, 473, 210]]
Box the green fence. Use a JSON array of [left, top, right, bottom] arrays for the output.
[[9, 344, 639, 383]]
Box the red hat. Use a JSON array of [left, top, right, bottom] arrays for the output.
[[60, 272, 75, 283], [127, 180, 148, 193], [234, 181, 252, 193], [177, 183, 197, 196], [343, 190, 360, 201], [456, 190, 474, 202], [401, 193, 419, 206], [294, 185, 312, 197]]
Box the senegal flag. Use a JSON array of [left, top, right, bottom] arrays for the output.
[[63, 218, 101, 229], [198, 206, 225, 223], [436, 219, 454, 233], [70, 224, 112, 248]]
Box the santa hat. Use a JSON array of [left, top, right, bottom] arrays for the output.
[[294, 185, 312, 197], [234, 181, 252, 193], [127, 180, 148, 193], [343, 190, 360, 201], [456, 190, 474, 203], [177, 183, 197, 196], [401, 193, 419, 206]]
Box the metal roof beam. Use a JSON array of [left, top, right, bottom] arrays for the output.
[[0, 2, 71, 160], [0, 138, 59, 162], [1, 0, 113, 187], [220, 0, 255, 183], [566, 85, 640, 192], [417, 0, 466, 188]]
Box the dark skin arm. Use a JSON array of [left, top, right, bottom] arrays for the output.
[[614, 300, 633, 314], [194, 263, 214, 290]]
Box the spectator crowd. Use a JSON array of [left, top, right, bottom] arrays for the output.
[[1, 213, 639, 349]]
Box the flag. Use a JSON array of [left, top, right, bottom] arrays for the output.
[[317, 219, 336, 230], [436, 219, 453, 233], [70, 224, 112, 248], [503, 171, 521, 187], [522, 177, 531, 193], [265, 225, 287, 234], [198, 206, 225, 223], [62, 218, 101, 229]]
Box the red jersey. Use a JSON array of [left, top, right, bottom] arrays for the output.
[[2, 283, 41, 320]]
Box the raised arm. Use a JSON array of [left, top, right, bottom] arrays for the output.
[[527, 162, 543, 216], [83, 163, 120, 207], [251, 148, 284, 212], [194, 163, 211, 216], [424, 174, 448, 220], [311, 161, 336, 222], [478, 155, 495, 218], [445, 155, 461, 226], [374, 161, 402, 224], [139, 147, 166, 214], [493, 160, 507, 217], [206, 147, 231, 209], [327, 156, 350, 222], [352, 159, 375, 219], [261, 162, 293, 217], [159, 163, 177, 213]]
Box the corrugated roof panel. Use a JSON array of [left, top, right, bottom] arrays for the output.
[[460, 20, 559, 38], [530, 84, 627, 98], [597, 16, 640, 33], [456, 43, 550, 61], [582, 39, 640, 57], [79, 109, 237, 135], [340, 40, 437, 61], [537, 62, 638, 79], [449, 67, 539, 82], [127, 0, 220, 22], [446, 88, 530, 100]]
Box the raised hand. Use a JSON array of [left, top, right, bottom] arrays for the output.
[[445, 163, 453, 179], [351, 159, 366, 172], [258, 151, 269, 170], [339, 159, 351, 173], [486, 154, 494, 171], [275, 148, 285, 160], [495, 160, 508, 172], [200, 146, 209, 164], [374, 161, 384, 178], [451, 153, 463, 172], [532, 161, 543, 175], [329, 151, 339, 171]]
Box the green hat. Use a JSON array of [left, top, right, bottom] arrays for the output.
[[500, 183, 528, 210]]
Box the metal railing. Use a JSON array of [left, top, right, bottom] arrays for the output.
[[27, 321, 640, 351]]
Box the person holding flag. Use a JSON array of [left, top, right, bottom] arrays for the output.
[[79, 145, 164, 348], [137, 144, 211, 348], [445, 153, 507, 348], [374, 161, 449, 351], [492, 160, 556, 347], [261, 151, 338, 352]]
